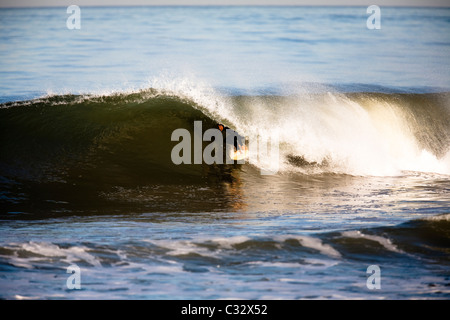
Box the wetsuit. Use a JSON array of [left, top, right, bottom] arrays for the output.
[[221, 126, 244, 151]]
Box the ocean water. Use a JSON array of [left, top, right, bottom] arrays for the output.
[[0, 6, 449, 300]]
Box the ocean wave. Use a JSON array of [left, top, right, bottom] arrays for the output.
[[2, 89, 449, 178], [1, 241, 101, 268], [1, 85, 449, 214]]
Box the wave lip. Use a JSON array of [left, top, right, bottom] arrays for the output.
[[419, 213, 450, 222], [2, 241, 101, 268], [340, 231, 404, 254], [275, 235, 342, 258]]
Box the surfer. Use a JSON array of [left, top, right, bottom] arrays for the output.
[[217, 123, 245, 153]]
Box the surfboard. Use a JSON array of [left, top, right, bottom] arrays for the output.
[[230, 146, 248, 161]]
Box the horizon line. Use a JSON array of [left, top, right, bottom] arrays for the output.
[[1, 4, 450, 8]]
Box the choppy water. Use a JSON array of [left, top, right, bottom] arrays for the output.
[[0, 6, 449, 300]]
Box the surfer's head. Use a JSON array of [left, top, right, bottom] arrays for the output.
[[218, 124, 224, 132]]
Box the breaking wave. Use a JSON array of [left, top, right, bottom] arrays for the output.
[[1, 81, 449, 214]]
